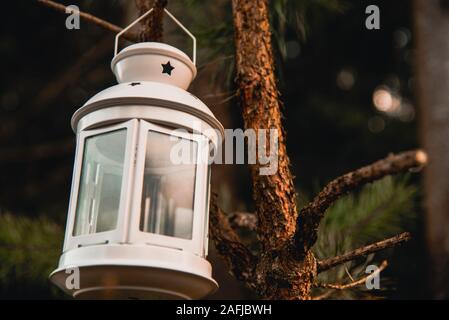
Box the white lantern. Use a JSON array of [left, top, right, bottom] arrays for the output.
[[50, 8, 223, 300]]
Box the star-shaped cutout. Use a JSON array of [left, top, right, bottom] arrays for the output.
[[161, 61, 175, 76]]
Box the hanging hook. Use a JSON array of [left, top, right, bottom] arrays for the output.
[[114, 8, 197, 65]]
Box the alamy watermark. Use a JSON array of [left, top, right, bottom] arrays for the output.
[[365, 264, 381, 290], [65, 266, 80, 290], [65, 5, 80, 30], [64, 4, 381, 31], [169, 127, 279, 176], [365, 5, 380, 30]]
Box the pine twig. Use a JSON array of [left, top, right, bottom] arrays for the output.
[[36, 0, 138, 42], [209, 194, 256, 281], [295, 150, 427, 253], [312, 289, 335, 300], [317, 233, 411, 272], [316, 260, 388, 290]]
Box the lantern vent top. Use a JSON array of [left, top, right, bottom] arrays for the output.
[[111, 8, 197, 90], [111, 42, 197, 90]]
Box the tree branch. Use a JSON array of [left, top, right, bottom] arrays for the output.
[[232, 0, 298, 252], [295, 150, 427, 253], [135, 0, 167, 42], [312, 289, 335, 300], [316, 260, 388, 290], [37, 0, 138, 42], [209, 193, 256, 282], [317, 233, 411, 273]]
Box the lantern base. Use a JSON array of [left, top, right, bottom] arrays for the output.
[[49, 244, 218, 300]]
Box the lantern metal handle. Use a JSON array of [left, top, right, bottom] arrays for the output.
[[114, 8, 197, 65]]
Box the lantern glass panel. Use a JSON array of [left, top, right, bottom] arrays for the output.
[[139, 130, 198, 240], [73, 129, 127, 236]]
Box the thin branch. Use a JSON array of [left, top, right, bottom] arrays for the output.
[[312, 289, 335, 300], [295, 150, 427, 253], [209, 193, 256, 282], [344, 266, 355, 282], [37, 0, 138, 42], [214, 93, 237, 106], [317, 233, 411, 273], [316, 260, 388, 290], [203, 90, 236, 99]]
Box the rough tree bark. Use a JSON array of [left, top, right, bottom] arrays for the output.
[[414, 0, 449, 299], [232, 0, 315, 299], [135, 0, 167, 42], [232, 0, 297, 252]]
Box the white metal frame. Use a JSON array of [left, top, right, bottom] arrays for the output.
[[64, 118, 210, 256], [128, 120, 208, 256], [63, 119, 138, 251], [203, 164, 212, 257]]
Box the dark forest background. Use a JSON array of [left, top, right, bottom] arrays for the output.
[[0, 0, 431, 299]]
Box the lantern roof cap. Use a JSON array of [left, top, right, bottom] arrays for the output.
[[71, 80, 224, 136], [111, 42, 197, 90], [111, 8, 198, 89], [112, 42, 196, 76]]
